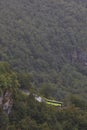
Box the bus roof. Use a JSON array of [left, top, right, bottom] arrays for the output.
[[43, 97, 63, 104]]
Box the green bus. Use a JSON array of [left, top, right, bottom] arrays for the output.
[[43, 98, 63, 107]]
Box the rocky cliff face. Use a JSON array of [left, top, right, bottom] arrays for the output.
[[66, 47, 87, 66], [0, 90, 13, 114]]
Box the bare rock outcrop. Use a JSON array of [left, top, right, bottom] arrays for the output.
[[0, 90, 13, 114]]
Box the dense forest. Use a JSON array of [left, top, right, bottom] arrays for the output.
[[0, 0, 87, 100], [0, 0, 87, 129], [0, 62, 87, 130]]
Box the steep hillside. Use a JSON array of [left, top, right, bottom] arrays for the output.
[[0, 62, 87, 130], [0, 0, 87, 99]]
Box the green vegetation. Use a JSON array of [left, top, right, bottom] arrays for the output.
[[0, 0, 87, 100], [0, 62, 19, 96], [1, 89, 87, 130], [0, 62, 87, 130], [11, 93, 87, 130], [0, 0, 87, 128]]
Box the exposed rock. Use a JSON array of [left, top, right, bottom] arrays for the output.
[[0, 90, 13, 114], [3, 98, 13, 114], [67, 47, 87, 65], [0, 97, 3, 105]]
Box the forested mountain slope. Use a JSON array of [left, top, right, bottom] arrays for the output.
[[0, 0, 87, 99], [1, 62, 87, 130]]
